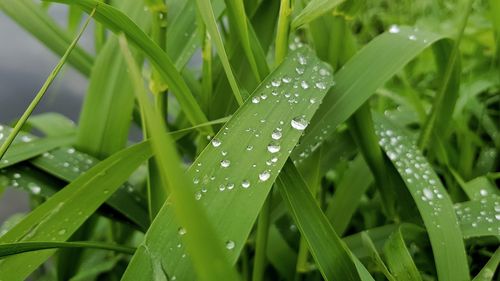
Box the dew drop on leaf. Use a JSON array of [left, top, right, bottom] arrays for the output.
[[291, 117, 308, 131]]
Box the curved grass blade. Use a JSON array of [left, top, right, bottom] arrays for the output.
[[294, 27, 451, 159], [122, 46, 334, 281], [0, 0, 93, 76], [119, 36, 240, 281], [0, 142, 152, 280], [383, 225, 424, 281], [472, 247, 500, 281], [291, 0, 345, 29], [454, 197, 500, 239], [276, 161, 364, 281], [46, 0, 211, 133], [374, 114, 469, 281], [0, 241, 135, 259]]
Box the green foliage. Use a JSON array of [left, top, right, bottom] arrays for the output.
[[0, 0, 498, 280]]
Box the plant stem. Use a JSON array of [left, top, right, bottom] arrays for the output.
[[0, 8, 95, 161], [252, 195, 272, 281], [150, 1, 168, 119], [275, 0, 291, 67]]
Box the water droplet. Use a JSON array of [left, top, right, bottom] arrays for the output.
[[220, 159, 231, 168], [259, 171, 271, 182], [28, 184, 41, 195], [295, 67, 305, 75], [423, 188, 434, 200], [225, 240, 235, 250], [309, 98, 316, 104], [211, 139, 221, 147], [246, 145, 253, 151], [13, 173, 21, 179], [267, 143, 281, 153], [241, 180, 250, 188], [227, 183, 235, 190], [291, 117, 308, 131], [315, 82, 326, 89], [408, 35, 417, 41], [300, 81, 309, 89], [479, 189, 488, 196], [298, 55, 307, 65], [195, 191, 202, 200], [58, 229, 67, 235], [178, 227, 186, 235], [271, 130, 282, 140], [389, 25, 400, 33], [252, 96, 261, 104], [319, 68, 330, 76], [271, 80, 281, 87]]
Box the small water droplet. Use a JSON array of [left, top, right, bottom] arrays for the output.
[[259, 171, 271, 182], [252, 96, 261, 104], [195, 191, 202, 200], [423, 188, 434, 200], [271, 129, 282, 140], [242, 180, 250, 188], [267, 142, 281, 153], [408, 34, 417, 41], [211, 139, 221, 147], [315, 82, 326, 89], [291, 117, 308, 131], [225, 240, 235, 250], [178, 227, 186, 235], [389, 25, 400, 34], [300, 81, 309, 89], [220, 159, 231, 168]]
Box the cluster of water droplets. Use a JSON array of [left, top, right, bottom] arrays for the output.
[[454, 196, 500, 234], [376, 123, 448, 225], [387, 24, 430, 44]]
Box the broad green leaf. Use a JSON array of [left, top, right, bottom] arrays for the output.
[[0, 142, 151, 280], [122, 47, 334, 281], [292, 0, 345, 29], [0, 0, 93, 76], [47, 0, 211, 133], [0, 241, 135, 259], [295, 27, 449, 159], [374, 114, 469, 281], [119, 36, 240, 281], [276, 161, 363, 281]]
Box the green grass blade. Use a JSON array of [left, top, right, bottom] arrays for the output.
[[295, 27, 447, 159], [25, 113, 77, 136], [119, 35, 240, 281], [122, 46, 334, 281], [0, 241, 135, 259], [0, 134, 75, 169], [276, 161, 365, 281], [29, 147, 149, 230], [472, 247, 500, 281], [454, 197, 500, 239], [291, 0, 345, 29], [383, 225, 423, 281], [0, 0, 94, 76], [325, 154, 373, 234], [0, 10, 93, 161], [46, 0, 211, 133], [374, 114, 469, 281], [0, 142, 151, 280], [196, 0, 244, 105]]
